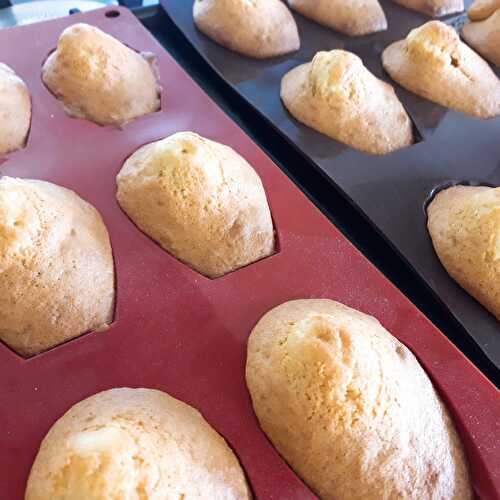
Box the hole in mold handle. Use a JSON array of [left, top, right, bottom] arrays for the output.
[[105, 10, 121, 18]]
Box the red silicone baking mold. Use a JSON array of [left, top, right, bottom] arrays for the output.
[[0, 7, 498, 500]]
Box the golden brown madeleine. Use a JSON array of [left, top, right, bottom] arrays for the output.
[[287, 0, 387, 36], [427, 185, 500, 320], [0, 177, 115, 357], [193, 0, 300, 59], [391, 0, 463, 17], [25, 388, 251, 499], [463, 10, 500, 67], [246, 299, 472, 500], [0, 63, 31, 155], [42, 23, 160, 126], [116, 132, 274, 278], [281, 50, 413, 155], [468, 0, 500, 20], [382, 21, 500, 118]]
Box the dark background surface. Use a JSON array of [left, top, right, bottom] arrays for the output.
[[135, 5, 499, 386]]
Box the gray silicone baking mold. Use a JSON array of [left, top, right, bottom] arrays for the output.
[[162, 0, 500, 367]]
